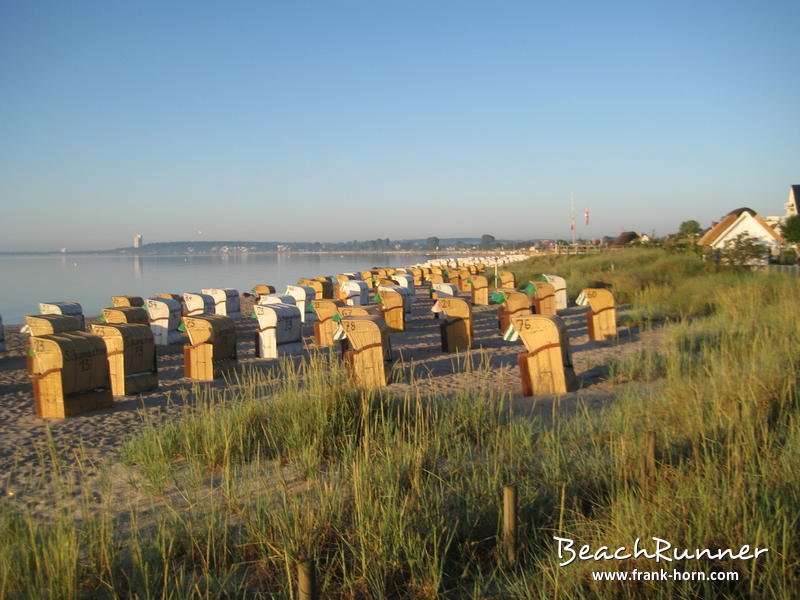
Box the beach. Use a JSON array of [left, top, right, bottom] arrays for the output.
[[0, 288, 659, 515]]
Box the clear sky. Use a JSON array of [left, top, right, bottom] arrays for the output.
[[1, 0, 798, 251]]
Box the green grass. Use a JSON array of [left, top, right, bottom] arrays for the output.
[[2, 248, 799, 598]]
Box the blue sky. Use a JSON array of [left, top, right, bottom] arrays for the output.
[[1, 0, 798, 251]]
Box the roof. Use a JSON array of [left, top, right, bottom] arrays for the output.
[[611, 231, 641, 246], [790, 185, 800, 212], [726, 207, 756, 218], [698, 209, 784, 246]]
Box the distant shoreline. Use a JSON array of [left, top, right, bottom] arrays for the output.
[[0, 249, 527, 257]]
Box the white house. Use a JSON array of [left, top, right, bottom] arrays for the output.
[[764, 185, 800, 229], [698, 207, 784, 264]]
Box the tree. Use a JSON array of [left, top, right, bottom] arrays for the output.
[[480, 234, 496, 249], [425, 236, 440, 250], [720, 233, 768, 266], [679, 220, 702, 237], [780, 215, 800, 244]]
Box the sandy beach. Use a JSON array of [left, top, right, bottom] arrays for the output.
[[0, 288, 659, 513]]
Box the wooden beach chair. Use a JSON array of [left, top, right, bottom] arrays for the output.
[[543, 274, 568, 310], [25, 314, 83, 337], [102, 306, 149, 325], [339, 305, 384, 319], [183, 292, 216, 316], [145, 297, 183, 346], [110, 296, 144, 308], [340, 315, 392, 388], [253, 303, 304, 358], [457, 268, 472, 291], [360, 271, 376, 290], [497, 289, 531, 331], [469, 275, 490, 306], [377, 288, 406, 332], [285, 285, 316, 323], [499, 271, 516, 289], [580, 288, 617, 341], [312, 299, 345, 346], [258, 293, 296, 306], [90, 323, 158, 395], [38, 301, 84, 329], [182, 315, 238, 380], [334, 274, 353, 299], [314, 276, 336, 299], [431, 282, 458, 300], [296, 278, 325, 301], [251, 285, 276, 302], [391, 273, 416, 296], [153, 293, 181, 302], [531, 282, 558, 316], [512, 314, 576, 396], [28, 331, 113, 418], [340, 280, 370, 306], [437, 297, 473, 352], [201, 288, 241, 319]]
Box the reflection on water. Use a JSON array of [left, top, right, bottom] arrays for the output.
[[0, 253, 431, 323]]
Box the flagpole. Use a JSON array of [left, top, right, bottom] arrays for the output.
[[570, 193, 576, 246]]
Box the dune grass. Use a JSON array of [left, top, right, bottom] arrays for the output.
[[1, 249, 799, 598]]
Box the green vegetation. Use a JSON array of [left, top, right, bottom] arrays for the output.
[[678, 220, 702, 237], [780, 214, 800, 244], [2, 249, 799, 599]]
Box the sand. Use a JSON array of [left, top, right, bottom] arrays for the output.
[[0, 288, 661, 511]]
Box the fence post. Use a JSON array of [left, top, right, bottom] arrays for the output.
[[297, 559, 317, 600], [641, 430, 656, 492], [503, 485, 518, 564]]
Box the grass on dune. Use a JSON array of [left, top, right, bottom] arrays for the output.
[[2, 248, 799, 599]]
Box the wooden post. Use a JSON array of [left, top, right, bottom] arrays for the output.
[[641, 430, 656, 491], [297, 559, 317, 600], [503, 485, 518, 564]]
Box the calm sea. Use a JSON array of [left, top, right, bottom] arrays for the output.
[[0, 253, 432, 323]]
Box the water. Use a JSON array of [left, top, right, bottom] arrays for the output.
[[0, 253, 432, 323]]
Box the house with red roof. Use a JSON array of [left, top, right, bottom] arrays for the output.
[[698, 207, 784, 264]]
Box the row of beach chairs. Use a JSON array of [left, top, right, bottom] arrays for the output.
[[9, 258, 617, 418]]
